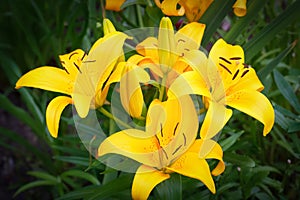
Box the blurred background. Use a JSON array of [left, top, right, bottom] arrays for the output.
[[0, 0, 299, 199]]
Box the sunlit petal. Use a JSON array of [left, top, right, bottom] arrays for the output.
[[168, 71, 210, 100], [105, 0, 126, 11], [233, 0, 247, 17], [175, 22, 206, 53], [59, 49, 86, 77], [132, 165, 170, 200], [73, 32, 129, 118], [15, 67, 72, 95], [200, 101, 233, 140], [98, 130, 160, 167], [226, 90, 274, 136], [46, 96, 72, 138], [167, 150, 216, 193]]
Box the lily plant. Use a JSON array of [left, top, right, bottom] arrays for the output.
[[98, 95, 224, 200], [15, 19, 129, 137], [169, 39, 274, 140]]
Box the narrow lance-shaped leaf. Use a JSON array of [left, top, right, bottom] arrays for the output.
[[244, 0, 300, 61]]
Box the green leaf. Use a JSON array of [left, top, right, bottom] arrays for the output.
[[28, 171, 59, 182], [53, 156, 90, 166], [200, 0, 236, 46], [224, 0, 267, 43], [120, 0, 147, 9], [224, 152, 255, 167], [61, 170, 100, 185], [220, 131, 244, 151], [14, 180, 57, 197], [257, 41, 297, 80], [273, 69, 300, 113], [244, 0, 300, 61], [154, 173, 182, 200]]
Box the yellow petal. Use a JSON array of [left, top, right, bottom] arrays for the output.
[[227, 67, 264, 93], [158, 17, 177, 72], [146, 96, 199, 163], [15, 67, 72, 95], [180, 0, 213, 22], [200, 101, 233, 140], [136, 37, 159, 61], [98, 130, 161, 167], [59, 49, 86, 77], [209, 39, 245, 87], [226, 90, 274, 136], [160, 0, 185, 16], [73, 32, 129, 118], [132, 165, 170, 200], [103, 18, 116, 35], [105, 0, 126, 11], [168, 71, 210, 100], [46, 96, 72, 138], [120, 63, 150, 118], [233, 0, 247, 17], [167, 150, 216, 193], [197, 139, 225, 176], [175, 22, 206, 54]]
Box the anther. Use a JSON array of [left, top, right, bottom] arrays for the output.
[[160, 123, 164, 137], [219, 63, 232, 74], [229, 57, 241, 60], [73, 62, 82, 73], [183, 133, 186, 146], [219, 57, 232, 64], [232, 69, 240, 80], [173, 123, 179, 136], [69, 52, 78, 60], [178, 39, 186, 43], [241, 70, 249, 78], [172, 145, 182, 155]]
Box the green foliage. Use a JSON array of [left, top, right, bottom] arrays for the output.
[[0, 0, 299, 199]]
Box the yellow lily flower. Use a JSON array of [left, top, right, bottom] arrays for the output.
[[155, 0, 247, 21], [136, 17, 205, 83], [233, 0, 247, 17], [98, 96, 225, 199], [105, 0, 126, 11], [169, 39, 274, 139], [15, 19, 128, 137], [154, 0, 213, 22], [15, 49, 85, 138]]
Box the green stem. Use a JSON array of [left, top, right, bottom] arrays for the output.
[[99, 107, 132, 129], [136, 5, 144, 27], [159, 73, 168, 101]]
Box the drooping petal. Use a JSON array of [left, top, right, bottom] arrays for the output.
[[159, 0, 185, 16], [105, 0, 126, 11], [233, 0, 247, 17], [15, 67, 72, 95], [179, 0, 213, 22], [200, 101, 233, 140], [46, 96, 72, 138], [132, 165, 170, 200], [175, 22, 206, 53], [167, 150, 216, 193], [226, 90, 274, 136], [98, 130, 161, 167], [158, 17, 177, 72], [198, 139, 225, 176], [59, 49, 86, 78], [120, 63, 150, 118], [168, 71, 210, 100], [73, 32, 129, 118]]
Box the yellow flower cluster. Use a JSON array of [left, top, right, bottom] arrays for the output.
[[15, 17, 274, 200]]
